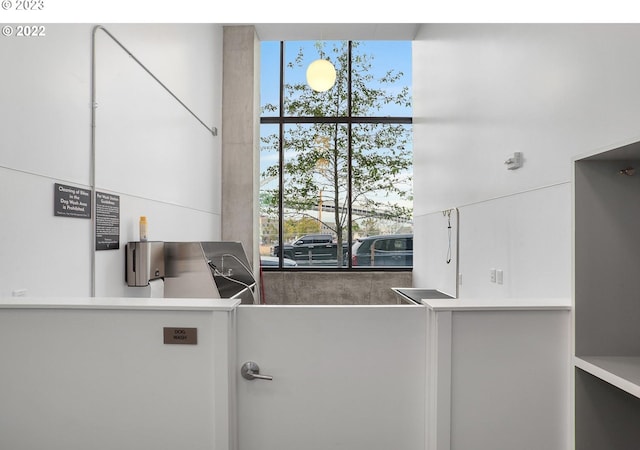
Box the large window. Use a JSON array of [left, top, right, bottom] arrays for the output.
[[259, 40, 412, 269]]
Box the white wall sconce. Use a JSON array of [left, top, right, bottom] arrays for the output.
[[306, 59, 336, 92], [505, 152, 523, 170]]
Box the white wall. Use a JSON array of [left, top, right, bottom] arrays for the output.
[[0, 24, 223, 298], [412, 24, 640, 298]]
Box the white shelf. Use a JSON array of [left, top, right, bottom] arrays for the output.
[[574, 356, 640, 399]]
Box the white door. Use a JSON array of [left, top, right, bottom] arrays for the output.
[[236, 304, 426, 450]]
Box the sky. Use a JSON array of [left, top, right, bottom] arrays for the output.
[[260, 40, 413, 117]]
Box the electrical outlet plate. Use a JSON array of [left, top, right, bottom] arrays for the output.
[[490, 268, 496, 283]]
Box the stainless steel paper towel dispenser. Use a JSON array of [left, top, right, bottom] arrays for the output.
[[126, 241, 165, 287]]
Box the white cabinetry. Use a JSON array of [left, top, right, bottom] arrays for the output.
[[0, 298, 239, 450], [425, 298, 571, 450], [573, 139, 640, 449]]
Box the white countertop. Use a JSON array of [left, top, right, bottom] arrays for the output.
[[423, 297, 571, 311], [0, 297, 241, 311]]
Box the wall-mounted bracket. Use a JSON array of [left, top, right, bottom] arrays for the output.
[[505, 152, 523, 170]]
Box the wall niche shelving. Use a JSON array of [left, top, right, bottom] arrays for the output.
[[574, 138, 640, 449]]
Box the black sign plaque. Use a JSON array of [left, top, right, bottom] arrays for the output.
[[95, 191, 120, 250], [54, 183, 91, 218]]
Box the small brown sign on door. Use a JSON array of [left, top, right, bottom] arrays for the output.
[[163, 327, 198, 345]]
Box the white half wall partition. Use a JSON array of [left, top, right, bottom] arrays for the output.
[[0, 298, 428, 450], [0, 297, 239, 450], [425, 298, 571, 450]]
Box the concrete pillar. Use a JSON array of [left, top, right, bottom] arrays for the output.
[[221, 26, 260, 291]]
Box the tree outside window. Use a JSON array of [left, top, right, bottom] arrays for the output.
[[260, 40, 412, 269]]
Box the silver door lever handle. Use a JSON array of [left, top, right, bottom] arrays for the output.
[[241, 361, 273, 381]]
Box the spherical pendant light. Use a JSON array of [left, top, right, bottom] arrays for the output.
[[306, 59, 336, 92]]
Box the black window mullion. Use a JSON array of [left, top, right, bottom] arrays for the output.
[[277, 41, 285, 268], [347, 41, 353, 268], [261, 116, 412, 125]]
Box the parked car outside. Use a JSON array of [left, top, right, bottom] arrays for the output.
[[260, 255, 298, 267], [351, 234, 413, 267], [271, 234, 347, 264], [291, 234, 333, 246]]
